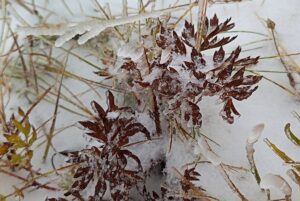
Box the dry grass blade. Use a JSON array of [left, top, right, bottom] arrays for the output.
[[267, 19, 300, 92], [248, 70, 300, 98], [218, 164, 249, 201], [9, 26, 30, 89], [43, 55, 68, 161], [284, 123, 300, 146], [287, 169, 300, 188], [198, 137, 249, 200], [21, 87, 52, 123]]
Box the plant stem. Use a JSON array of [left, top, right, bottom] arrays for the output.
[[43, 56, 68, 162]]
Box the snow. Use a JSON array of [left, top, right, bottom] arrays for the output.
[[1, 0, 300, 200], [195, 137, 222, 166], [260, 174, 292, 197]]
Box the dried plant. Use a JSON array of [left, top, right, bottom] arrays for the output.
[[0, 0, 266, 200], [48, 15, 263, 201], [161, 167, 206, 201], [0, 107, 57, 200], [101, 15, 261, 132], [0, 108, 37, 170], [58, 91, 150, 200]]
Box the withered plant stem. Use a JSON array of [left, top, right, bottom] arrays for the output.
[[9, 27, 30, 88], [268, 19, 297, 90], [43, 56, 68, 162], [29, 43, 39, 93], [0, 168, 58, 191], [0, 76, 7, 132], [143, 48, 162, 137], [196, 0, 208, 51], [151, 90, 162, 136], [203, 138, 249, 201], [20, 87, 52, 124]]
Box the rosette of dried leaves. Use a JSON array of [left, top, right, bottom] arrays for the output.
[[56, 91, 151, 201]]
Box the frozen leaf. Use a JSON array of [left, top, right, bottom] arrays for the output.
[[17, 107, 25, 117], [4, 134, 26, 148], [201, 16, 237, 51], [264, 138, 294, 163], [62, 90, 150, 200], [246, 124, 264, 184], [182, 20, 196, 47], [94, 179, 107, 198], [181, 167, 202, 194], [183, 100, 202, 128], [260, 174, 292, 197], [284, 123, 300, 146], [213, 46, 225, 63], [220, 99, 240, 124], [91, 101, 106, 119], [196, 137, 222, 166], [0, 144, 9, 156], [182, 15, 236, 51], [12, 119, 30, 137], [287, 169, 300, 187], [28, 128, 37, 146], [107, 90, 118, 111], [11, 154, 22, 165]]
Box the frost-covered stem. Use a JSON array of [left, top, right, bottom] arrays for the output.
[[0, 168, 57, 191], [151, 91, 162, 136], [168, 119, 174, 152], [217, 165, 249, 201], [246, 124, 264, 184], [196, 0, 208, 52], [268, 20, 296, 91], [18, 3, 192, 46], [2, 179, 57, 200], [122, 0, 128, 17], [203, 138, 249, 201]]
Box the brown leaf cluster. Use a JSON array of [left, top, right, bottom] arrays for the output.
[[57, 91, 150, 201], [101, 15, 261, 127]]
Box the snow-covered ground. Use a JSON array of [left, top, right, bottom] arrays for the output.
[[1, 0, 300, 200]]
